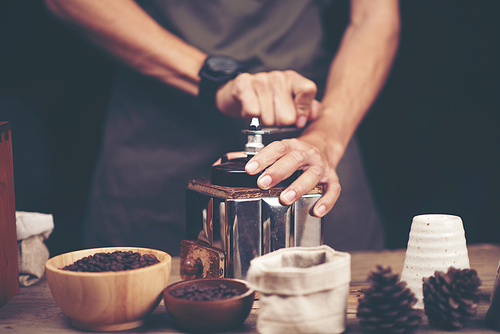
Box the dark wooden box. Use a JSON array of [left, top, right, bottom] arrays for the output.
[[0, 121, 19, 307]]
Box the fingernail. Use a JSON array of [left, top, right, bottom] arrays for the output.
[[258, 175, 272, 188], [246, 160, 259, 173], [282, 189, 296, 203], [296, 116, 307, 128], [315, 205, 326, 217]]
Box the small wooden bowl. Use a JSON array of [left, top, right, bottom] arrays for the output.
[[45, 247, 171, 332], [163, 278, 255, 333]]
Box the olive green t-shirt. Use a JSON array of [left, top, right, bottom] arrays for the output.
[[140, 0, 332, 85]]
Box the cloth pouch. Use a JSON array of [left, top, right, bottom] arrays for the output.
[[16, 211, 54, 287], [246, 245, 351, 334]]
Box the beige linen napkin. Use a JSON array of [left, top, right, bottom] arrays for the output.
[[246, 245, 351, 334], [16, 211, 54, 286]]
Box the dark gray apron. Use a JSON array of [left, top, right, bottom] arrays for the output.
[[84, 0, 384, 255]]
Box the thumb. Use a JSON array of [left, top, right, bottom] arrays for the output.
[[295, 99, 322, 128], [293, 89, 316, 128], [309, 99, 322, 121]]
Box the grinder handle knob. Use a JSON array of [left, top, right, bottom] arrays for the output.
[[182, 257, 202, 276]]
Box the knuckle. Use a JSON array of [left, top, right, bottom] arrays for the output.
[[290, 150, 307, 165], [325, 181, 341, 197], [231, 79, 245, 96], [321, 191, 339, 209], [255, 151, 276, 165], [308, 165, 324, 179], [284, 138, 301, 148], [269, 71, 286, 85], [284, 70, 298, 77], [253, 73, 270, 89], [270, 141, 288, 154], [309, 145, 323, 161], [232, 74, 250, 92], [272, 165, 286, 178], [236, 72, 251, 82], [292, 183, 306, 196]]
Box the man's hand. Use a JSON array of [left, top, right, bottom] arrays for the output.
[[215, 70, 321, 128], [244, 134, 341, 218], [240, 0, 400, 217]]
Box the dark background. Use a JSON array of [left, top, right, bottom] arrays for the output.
[[1, 0, 499, 256]]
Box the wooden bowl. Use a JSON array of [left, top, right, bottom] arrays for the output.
[[163, 278, 255, 333], [45, 247, 171, 332]]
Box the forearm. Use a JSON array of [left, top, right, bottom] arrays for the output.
[[303, 0, 400, 167], [44, 0, 206, 96]]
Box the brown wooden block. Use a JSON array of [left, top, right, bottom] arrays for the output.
[[0, 121, 19, 307], [180, 240, 225, 280]]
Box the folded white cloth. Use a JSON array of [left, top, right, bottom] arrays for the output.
[[246, 245, 351, 334], [16, 211, 54, 240], [16, 211, 54, 287]]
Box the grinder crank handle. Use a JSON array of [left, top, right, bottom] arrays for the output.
[[242, 117, 302, 157]]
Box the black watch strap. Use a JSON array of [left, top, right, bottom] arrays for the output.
[[198, 55, 245, 112]]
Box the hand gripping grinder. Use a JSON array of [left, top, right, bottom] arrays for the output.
[[181, 118, 324, 280]]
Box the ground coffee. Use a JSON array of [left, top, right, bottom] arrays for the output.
[[61, 251, 160, 272], [170, 283, 241, 301]]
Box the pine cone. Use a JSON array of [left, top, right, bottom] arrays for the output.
[[357, 265, 422, 334], [423, 266, 482, 330]]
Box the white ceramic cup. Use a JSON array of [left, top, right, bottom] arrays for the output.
[[400, 214, 470, 309]]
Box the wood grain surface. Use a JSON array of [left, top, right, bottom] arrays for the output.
[[188, 179, 322, 199], [0, 121, 19, 308], [1, 244, 499, 333]]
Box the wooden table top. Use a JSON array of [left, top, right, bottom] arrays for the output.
[[1, 243, 499, 333]]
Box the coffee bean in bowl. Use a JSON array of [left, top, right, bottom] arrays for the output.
[[169, 283, 241, 301], [163, 278, 255, 333], [62, 250, 160, 272], [45, 247, 171, 332]]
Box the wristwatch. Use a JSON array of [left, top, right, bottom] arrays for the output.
[[198, 55, 246, 112]]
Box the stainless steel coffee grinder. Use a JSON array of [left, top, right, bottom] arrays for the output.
[[181, 118, 323, 280]]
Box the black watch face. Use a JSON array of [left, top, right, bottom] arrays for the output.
[[207, 56, 241, 75]]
